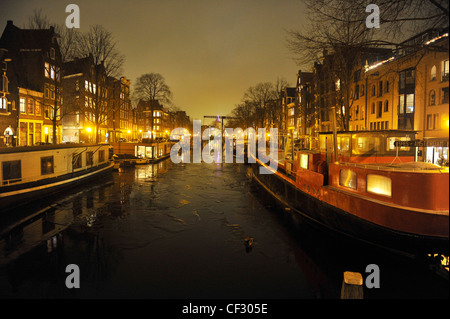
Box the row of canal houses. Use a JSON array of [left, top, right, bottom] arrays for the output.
[[0, 20, 191, 148], [276, 28, 449, 166]]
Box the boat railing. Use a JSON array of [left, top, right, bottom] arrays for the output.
[[2, 178, 22, 186], [337, 161, 449, 173]]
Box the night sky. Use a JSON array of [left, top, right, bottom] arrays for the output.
[[0, 0, 307, 121]]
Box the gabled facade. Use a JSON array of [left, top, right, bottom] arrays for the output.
[[0, 20, 63, 146], [108, 76, 132, 142], [135, 99, 170, 140]]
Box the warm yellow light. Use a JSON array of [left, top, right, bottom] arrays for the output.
[[86, 127, 92, 133], [139, 130, 142, 133], [127, 130, 131, 134], [367, 174, 392, 197]]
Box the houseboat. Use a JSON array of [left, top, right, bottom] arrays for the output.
[[112, 140, 174, 166], [250, 130, 449, 256], [0, 143, 114, 212]]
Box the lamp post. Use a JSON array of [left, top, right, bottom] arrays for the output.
[[86, 127, 92, 143]]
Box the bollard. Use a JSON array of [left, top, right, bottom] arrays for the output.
[[340, 271, 364, 299]]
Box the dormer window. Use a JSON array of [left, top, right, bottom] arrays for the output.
[[49, 47, 55, 59]]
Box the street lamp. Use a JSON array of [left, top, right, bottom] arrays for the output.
[[86, 127, 92, 143]]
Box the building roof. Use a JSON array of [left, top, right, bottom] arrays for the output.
[[0, 20, 57, 52]]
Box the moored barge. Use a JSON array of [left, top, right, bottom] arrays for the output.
[[0, 143, 114, 212], [250, 130, 449, 256]]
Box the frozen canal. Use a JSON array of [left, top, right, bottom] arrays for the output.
[[0, 160, 448, 298]]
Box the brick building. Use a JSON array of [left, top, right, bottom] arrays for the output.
[[0, 20, 63, 146], [62, 54, 109, 143]]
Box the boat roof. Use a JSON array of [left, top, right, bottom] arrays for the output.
[[0, 143, 111, 155], [337, 161, 448, 172], [319, 130, 418, 135]]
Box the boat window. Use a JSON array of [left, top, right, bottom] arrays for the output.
[[337, 136, 350, 153], [41, 156, 54, 175], [86, 152, 94, 166], [2, 160, 22, 185], [146, 147, 153, 158], [72, 154, 82, 169], [319, 135, 327, 152], [300, 153, 308, 169], [352, 135, 381, 155], [136, 146, 145, 158], [339, 169, 357, 190], [367, 174, 392, 197], [99, 150, 105, 163]]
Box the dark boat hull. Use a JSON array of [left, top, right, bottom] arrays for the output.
[[0, 162, 114, 213], [250, 162, 449, 257]]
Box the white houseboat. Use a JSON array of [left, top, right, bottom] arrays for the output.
[[0, 144, 114, 212]]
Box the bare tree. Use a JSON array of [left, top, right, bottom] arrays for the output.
[[134, 73, 173, 104], [242, 82, 278, 128], [227, 101, 255, 130], [286, 0, 449, 130], [228, 78, 289, 129], [133, 73, 173, 138], [26, 9, 51, 29], [74, 25, 125, 143]]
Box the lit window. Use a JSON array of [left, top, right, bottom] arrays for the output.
[[430, 65, 436, 81], [339, 169, 357, 190], [0, 97, 6, 110], [50, 65, 55, 79], [406, 94, 414, 113], [442, 60, 449, 81], [300, 153, 308, 169], [35, 101, 41, 115], [45, 62, 50, 78], [367, 174, 391, 197], [41, 156, 54, 175], [28, 99, 34, 114]]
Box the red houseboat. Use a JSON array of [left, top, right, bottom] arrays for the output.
[[250, 130, 449, 256]]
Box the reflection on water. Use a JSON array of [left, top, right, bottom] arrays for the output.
[[0, 159, 448, 299]]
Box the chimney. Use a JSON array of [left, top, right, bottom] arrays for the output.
[[7, 20, 13, 26]]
